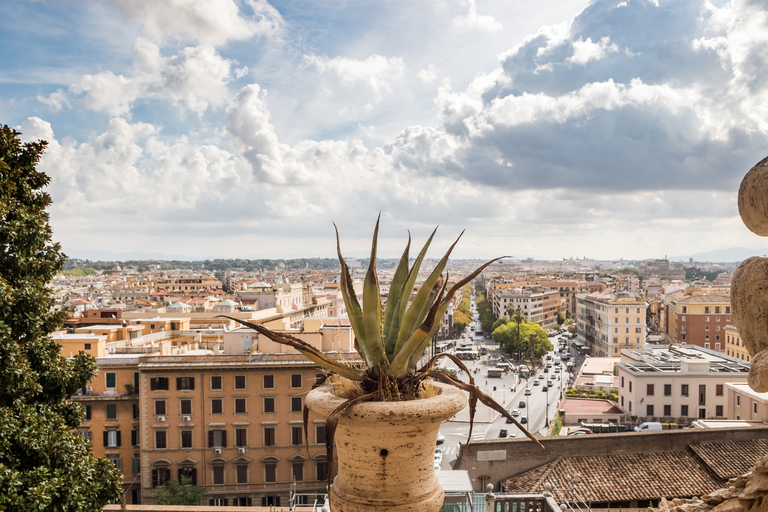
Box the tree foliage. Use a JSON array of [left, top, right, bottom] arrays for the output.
[[492, 319, 552, 361], [153, 476, 206, 505], [473, 282, 495, 333], [0, 126, 122, 510]]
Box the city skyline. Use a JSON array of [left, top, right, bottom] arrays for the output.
[[2, 0, 768, 261]]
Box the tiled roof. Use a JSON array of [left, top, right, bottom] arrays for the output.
[[689, 440, 768, 480], [502, 451, 723, 503]]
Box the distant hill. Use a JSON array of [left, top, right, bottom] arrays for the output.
[[669, 247, 768, 263]]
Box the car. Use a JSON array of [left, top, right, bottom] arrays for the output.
[[554, 367, 561, 373], [525, 388, 532, 395], [533, 379, 540, 386], [519, 400, 526, 408], [548, 381, 554, 387], [435, 448, 443, 459], [506, 414, 514, 423], [568, 428, 593, 435], [436, 431, 445, 445], [511, 409, 520, 416], [542, 386, 548, 391], [499, 429, 508, 437], [521, 416, 528, 424]]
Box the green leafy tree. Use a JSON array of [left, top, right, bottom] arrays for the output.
[[153, 476, 206, 505], [491, 317, 508, 332], [492, 319, 551, 362], [0, 125, 122, 510]]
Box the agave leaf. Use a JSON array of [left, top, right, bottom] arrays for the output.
[[361, 216, 387, 375], [334, 223, 372, 367], [303, 373, 331, 455], [407, 275, 447, 369], [382, 233, 411, 360], [324, 392, 376, 489], [395, 232, 463, 355], [397, 227, 438, 321], [418, 352, 477, 439], [219, 316, 365, 382], [421, 369, 544, 449]]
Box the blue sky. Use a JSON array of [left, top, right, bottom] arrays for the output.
[[2, 0, 768, 261]]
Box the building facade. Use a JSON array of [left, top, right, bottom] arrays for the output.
[[666, 294, 732, 351], [576, 293, 647, 356]]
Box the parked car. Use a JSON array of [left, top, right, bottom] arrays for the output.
[[519, 400, 526, 408], [542, 386, 548, 391], [533, 379, 540, 386], [634, 422, 664, 432], [521, 416, 527, 424], [499, 429, 508, 438], [524, 388, 532, 395], [436, 431, 445, 445]]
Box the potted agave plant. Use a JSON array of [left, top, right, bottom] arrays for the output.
[[227, 218, 539, 512]]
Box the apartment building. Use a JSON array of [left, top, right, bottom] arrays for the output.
[[538, 279, 589, 319], [576, 293, 647, 356], [724, 325, 751, 362], [726, 383, 768, 422], [68, 319, 360, 506], [666, 294, 732, 350], [616, 346, 749, 422], [490, 285, 559, 328]]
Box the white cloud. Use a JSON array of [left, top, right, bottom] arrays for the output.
[[569, 36, 619, 64], [452, 0, 503, 32], [304, 54, 405, 102], [111, 0, 283, 46], [71, 40, 239, 116], [417, 64, 439, 84], [37, 89, 71, 112]]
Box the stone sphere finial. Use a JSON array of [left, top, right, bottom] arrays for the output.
[[486, 483, 494, 492], [739, 156, 768, 236]]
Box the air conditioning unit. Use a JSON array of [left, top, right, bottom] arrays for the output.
[[214, 448, 222, 454], [238, 448, 246, 454], [157, 416, 165, 422], [182, 416, 191, 422]]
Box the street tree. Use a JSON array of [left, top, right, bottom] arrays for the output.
[[0, 125, 122, 510], [153, 476, 206, 505]]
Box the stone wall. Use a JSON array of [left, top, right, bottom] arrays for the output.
[[454, 427, 768, 492]]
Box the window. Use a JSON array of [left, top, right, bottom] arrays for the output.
[[211, 399, 223, 414], [316, 460, 328, 481], [84, 343, 91, 350], [681, 384, 689, 396], [647, 384, 654, 396], [104, 430, 121, 447], [179, 467, 197, 485], [264, 427, 275, 446], [292, 426, 303, 445], [291, 397, 302, 413], [264, 461, 277, 483], [705, 325, 710, 331], [235, 375, 246, 389], [152, 467, 171, 488], [646, 405, 654, 417], [106, 372, 116, 388], [155, 430, 167, 449], [213, 465, 224, 485], [716, 405, 724, 417], [211, 376, 222, 390], [715, 306, 721, 314], [177, 377, 195, 390], [181, 399, 192, 415], [621, 377, 625, 388], [705, 316, 710, 322], [726, 306, 731, 314], [155, 400, 166, 416], [699, 384, 706, 406], [263, 375, 274, 389], [681, 405, 689, 417], [704, 307, 710, 314], [235, 398, 246, 414], [150, 377, 169, 390], [716, 384, 724, 396], [292, 461, 304, 481], [291, 374, 302, 388], [316, 425, 326, 445], [133, 403, 139, 419], [682, 315, 686, 322], [737, 395, 741, 406], [209, 429, 227, 447], [682, 306, 687, 313], [236, 428, 247, 447], [210, 498, 228, 506], [664, 405, 671, 416], [237, 464, 248, 484], [264, 397, 275, 413], [132, 458, 141, 477], [754, 402, 758, 415], [181, 430, 193, 448], [83, 404, 91, 420], [131, 429, 139, 446], [106, 403, 117, 420], [629, 381, 632, 392], [664, 384, 672, 396]]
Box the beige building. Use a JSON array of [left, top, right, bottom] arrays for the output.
[[725, 325, 751, 362], [726, 383, 768, 422], [576, 293, 647, 356], [491, 286, 559, 328], [616, 346, 749, 422]]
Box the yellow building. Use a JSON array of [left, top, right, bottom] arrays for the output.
[[725, 325, 751, 362]]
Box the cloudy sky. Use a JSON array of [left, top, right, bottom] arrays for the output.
[[3, 0, 768, 261]]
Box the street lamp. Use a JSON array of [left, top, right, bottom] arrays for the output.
[[545, 386, 550, 428]]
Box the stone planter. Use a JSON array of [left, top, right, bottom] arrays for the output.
[[305, 381, 466, 512]]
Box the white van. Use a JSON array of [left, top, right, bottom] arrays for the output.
[[634, 422, 663, 432]]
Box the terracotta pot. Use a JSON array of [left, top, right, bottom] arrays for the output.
[[306, 381, 466, 512]]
